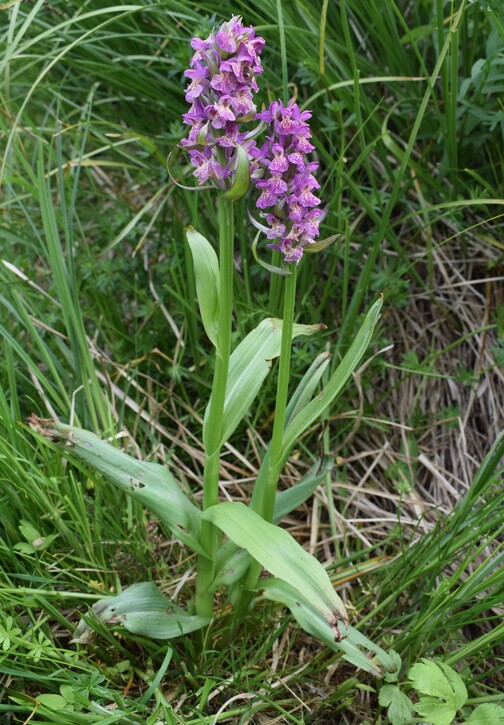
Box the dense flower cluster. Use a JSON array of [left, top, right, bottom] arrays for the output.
[[181, 16, 265, 186], [181, 19, 323, 263], [253, 100, 323, 263]]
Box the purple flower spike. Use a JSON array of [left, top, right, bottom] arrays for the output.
[[254, 99, 323, 263], [181, 16, 265, 189]]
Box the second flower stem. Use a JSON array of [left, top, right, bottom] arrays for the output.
[[195, 194, 234, 618], [238, 264, 297, 610], [261, 263, 297, 522]]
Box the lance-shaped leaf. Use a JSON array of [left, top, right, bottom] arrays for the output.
[[204, 318, 322, 452], [72, 582, 209, 643], [186, 227, 220, 349], [273, 456, 333, 522], [202, 501, 348, 640], [282, 298, 382, 453], [27, 417, 204, 555], [211, 457, 333, 591], [284, 351, 331, 427], [261, 578, 401, 678]]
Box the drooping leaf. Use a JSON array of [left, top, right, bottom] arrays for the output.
[[202, 501, 348, 640], [204, 318, 322, 452], [186, 227, 220, 349], [409, 659, 467, 725], [282, 298, 382, 453], [72, 582, 209, 643], [378, 685, 413, 725], [27, 417, 204, 555], [261, 578, 401, 677], [211, 457, 333, 591]]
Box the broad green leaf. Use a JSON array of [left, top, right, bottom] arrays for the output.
[[16, 519, 56, 551], [18, 520, 41, 542], [409, 659, 467, 725], [378, 685, 413, 725], [204, 318, 322, 451], [36, 694, 68, 710], [413, 700, 458, 725], [186, 227, 220, 349], [211, 457, 333, 591], [72, 583, 209, 643], [282, 298, 382, 453], [408, 659, 467, 709], [261, 578, 401, 677], [28, 417, 204, 555], [202, 501, 348, 640], [465, 703, 504, 723], [284, 351, 331, 427], [437, 661, 468, 710]]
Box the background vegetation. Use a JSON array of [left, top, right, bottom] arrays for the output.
[[1, 0, 503, 722]]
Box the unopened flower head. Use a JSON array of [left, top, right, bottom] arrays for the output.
[[253, 100, 323, 263], [181, 17, 265, 188]]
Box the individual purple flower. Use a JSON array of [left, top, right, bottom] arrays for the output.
[[181, 16, 265, 189], [184, 60, 210, 102], [253, 100, 323, 263]]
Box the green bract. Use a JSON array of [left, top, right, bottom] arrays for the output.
[[186, 227, 220, 350]]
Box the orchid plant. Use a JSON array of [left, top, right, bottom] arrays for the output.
[[29, 17, 397, 678]]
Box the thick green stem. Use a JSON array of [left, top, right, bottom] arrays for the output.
[[234, 265, 297, 617], [195, 195, 234, 618], [261, 264, 297, 522]]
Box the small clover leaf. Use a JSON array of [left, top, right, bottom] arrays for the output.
[[26, 631, 52, 662], [408, 659, 467, 725], [0, 616, 22, 651]]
